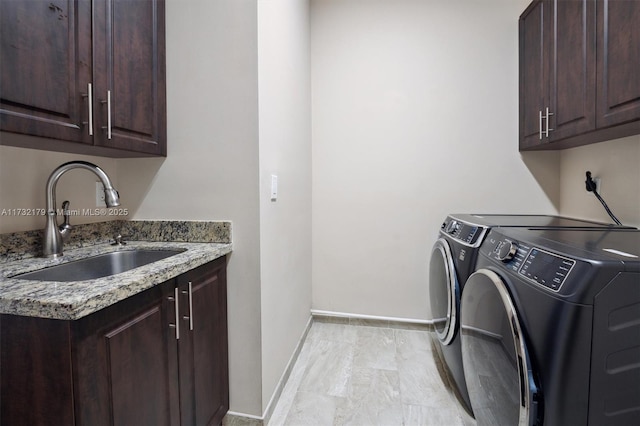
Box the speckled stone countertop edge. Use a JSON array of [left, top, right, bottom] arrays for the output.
[[0, 241, 232, 320]]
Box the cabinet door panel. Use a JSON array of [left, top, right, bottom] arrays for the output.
[[94, 0, 166, 155], [0, 316, 75, 426], [105, 304, 174, 426], [597, 0, 640, 127], [0, 0, 91, 143], [192, 268, 228, 426], [549, 0, 596, 141], [73, 280, 179, 426], [519, 0, 547, 149], [179, 258, 229, 426]]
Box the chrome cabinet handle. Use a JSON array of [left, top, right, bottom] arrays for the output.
[[181, 282, 194, 331], [538, 110, 543, 140], [101, 90, 112, 139], [168, 287, 180, 340], [82, 83, 93, 136], [544, 107, 554, 138]]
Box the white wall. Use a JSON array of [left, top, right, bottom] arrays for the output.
[[559, 135, 640, 228], [257, 0, 312, 414], [119, 0, 263, 416], [310, 0, 558, 320]]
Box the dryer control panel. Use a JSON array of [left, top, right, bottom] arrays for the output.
[[440, 217, 488, 248], [485, 236, 576, 292]]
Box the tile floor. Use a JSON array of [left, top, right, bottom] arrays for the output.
[[267, 321, 476, 426]]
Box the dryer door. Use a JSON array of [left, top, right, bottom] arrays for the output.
[[460, 268, 541, 426], [429, 238, 459, 345]]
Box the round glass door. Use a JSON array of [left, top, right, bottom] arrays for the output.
[[429, 238, 459, 345], [460, 268, 540, 426]]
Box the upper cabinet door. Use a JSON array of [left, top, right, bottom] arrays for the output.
[[0, 0, 92, 144], [519, 0, 596, 150], [548, 0, 596, 142], [519, 0, 547, 150], [0, 0, 166, 157], [520, 0, 639, 150], [93, 0, 166, 155], [597, 0, 640, 128]]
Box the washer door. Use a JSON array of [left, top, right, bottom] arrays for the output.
[[460, 269, 541, 426], [429, 238, 459, 345]]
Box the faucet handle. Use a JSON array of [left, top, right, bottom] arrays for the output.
[[59, 200, 73, 239], [112, 234, 127, 246]]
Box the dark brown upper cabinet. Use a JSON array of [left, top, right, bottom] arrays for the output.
[[0, 0, 166, 157], [596, 0, 640, 128], [519, 0, 640, 151]]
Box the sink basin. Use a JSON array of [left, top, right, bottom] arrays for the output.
[[13, 249, 186, 282]]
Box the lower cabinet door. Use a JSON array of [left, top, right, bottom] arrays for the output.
[[178, 257, 229, 426], [73, 280, 180, 426], [104, 302, 178, 425]]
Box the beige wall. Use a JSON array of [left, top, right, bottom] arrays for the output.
[[559, 135, 640, 228], [120, 0, 263, 416], [2, 0, 639, 419], [257, 0, 312, 414], [310, 0, 558, 320], [0, 142, 121, 233]]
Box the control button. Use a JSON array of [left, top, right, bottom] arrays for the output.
[[498, 240, 518, 262]]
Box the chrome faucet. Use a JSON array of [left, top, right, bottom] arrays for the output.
[[43, 161, 120, 257]]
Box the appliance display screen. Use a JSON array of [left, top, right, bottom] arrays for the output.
[[518, 248, 575, 291]]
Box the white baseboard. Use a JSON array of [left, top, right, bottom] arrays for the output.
[[310, 309, 434, 326]]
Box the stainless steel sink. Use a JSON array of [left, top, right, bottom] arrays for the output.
[[13, 249, 186, 282]]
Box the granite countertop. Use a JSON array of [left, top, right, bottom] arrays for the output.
[[0, 220, 232, 321], [0, 241, 232, 320]]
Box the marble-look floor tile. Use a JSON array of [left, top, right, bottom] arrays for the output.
[[347, 367, 401, 404], [306, 321, 358, 344], [283, 391, 341, 426], [268, 322, 476, 426], [335, 367, 403, 425], [403, 404, 464, 426], [269, 335, 320, 425], [223, 413, 264, 426], [395, 328, 433, 362], [353, 326, 397, 371], [397, 355, 457, 407], [298, 339, 354, 398], [335, 398, 404, 426]]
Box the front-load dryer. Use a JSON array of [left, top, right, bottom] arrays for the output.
[[460, 228, 640, 425], [428, 214, 634, 416]]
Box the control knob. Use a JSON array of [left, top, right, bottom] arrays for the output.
[[498, 240, 518, 262], [445, 220, 459, 234]]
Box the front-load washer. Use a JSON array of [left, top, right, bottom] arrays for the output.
[[428, 214, 635, 415], [460, 227, 640, 425]]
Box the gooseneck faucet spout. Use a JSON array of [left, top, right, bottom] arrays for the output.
[[43, 161, 120, 258]]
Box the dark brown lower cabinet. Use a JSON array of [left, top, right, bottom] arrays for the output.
[[177, 260, 229, 426], [0, 255, 228, 426]]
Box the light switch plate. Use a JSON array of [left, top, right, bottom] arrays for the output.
[[270, 175, 278, 201]]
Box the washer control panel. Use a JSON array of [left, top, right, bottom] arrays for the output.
[[486, 235, 576, 292], [440, 217, 487, 247]]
